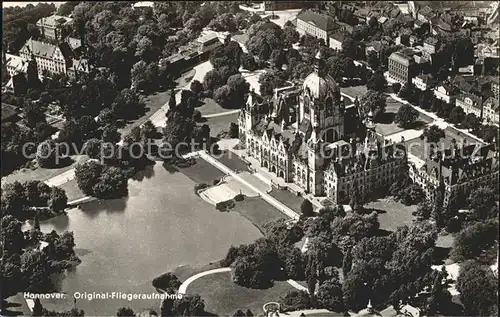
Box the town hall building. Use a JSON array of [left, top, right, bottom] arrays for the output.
[[238, 51, 407, 203]]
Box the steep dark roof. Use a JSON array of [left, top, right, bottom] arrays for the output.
[[1, 104, 20, 122], [297, 11, 336, 32]]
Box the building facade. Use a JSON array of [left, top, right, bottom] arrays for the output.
[[388, 49, 419, 84], [238, 52, 407, 202], [19, 38, 88, 77], [483, 97, 499, 124], [433, 84, 457, 104], [296, 11, 336, 46], [409, 142, 499, 207], [412, 74, 436, 91], [36, 14, 73, 41], [455, 93, 483, 118]]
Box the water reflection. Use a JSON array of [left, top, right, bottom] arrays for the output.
[[35, 162, 262, 316]]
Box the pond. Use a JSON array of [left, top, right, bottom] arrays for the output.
[[24, 162, 262, 315]]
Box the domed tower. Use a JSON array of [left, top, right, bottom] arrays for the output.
[[298, 50, 344, 145]]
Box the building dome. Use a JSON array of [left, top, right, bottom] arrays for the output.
[[302, 72, 339, 100], [302, 50, 339, 100]]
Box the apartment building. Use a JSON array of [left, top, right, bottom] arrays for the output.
[[388, 49, 419, 84], [296, 11, 337, 46]]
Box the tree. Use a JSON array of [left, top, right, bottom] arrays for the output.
[[301, 199, 314, 218], [48, 187, 68, 214], [414, 201, 433, 221], [75, 161, 104, 196], [316, 278, 345, 312], [367, 51, 380, 70], [279, 290, 313, 312], [21, 249, 53, 293], [392, 82, 401, 94], [360, 91, 386, 122], [457, 261, 498, 316], [1, 181, 27, 215], [1, 215, 25, 256], [23, 101, 46, 129], [462, 113, 481, 130], [448, 106, 465, 125], [36, 140, 57, 168], [190, 80, 203, 97], [451, 219, 498, 262], [152, 272, 181, 292], [203, 69, 223, 92], [172, 294, 206, 316], [418, 89, 434, 110], [366, 70, 387, 92], [142, 120, 157, 139], [420, 125, 445, 143], [229, 122, 239, 138], [394, 104, 419, 128], [241, 53, 257, 71], [168, 88, 176, 111], [117, 307, 135, 317], [467, 187, 497, 220]]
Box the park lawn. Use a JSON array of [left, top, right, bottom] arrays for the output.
[[215, 150, 250, 173], [204, 112, 239, 137], [58, 179, 86, 202], [364, 198, 416, 233], [188, 271, 295, 316], [233, 197, 288, 234], [172, 262, 222, 283], [2, 154, 88, 184], [376, 97, 434, 137], [340, 85, 368, 99], [178, 157, 226, 185], [268, 189, 304, 214], [197, 98, 230, 116], [119, 90, 171, 136]]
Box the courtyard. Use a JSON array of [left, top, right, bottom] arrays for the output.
[[404, 126, 481, 160]]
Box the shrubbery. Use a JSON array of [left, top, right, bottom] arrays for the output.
[[152, 272, 181, 292], [215, 199, 235, 212]]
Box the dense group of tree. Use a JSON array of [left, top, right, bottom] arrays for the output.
[[1, 215, 79, 306], [3, 3, 55, 52], [1, 180, 67, 221], [398, 83, 499, 147]]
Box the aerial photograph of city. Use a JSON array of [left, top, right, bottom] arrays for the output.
[[0, 1, 498, 316]]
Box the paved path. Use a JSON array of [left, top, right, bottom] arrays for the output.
[[44, 168, 76, 187], [178, 267, 309, 295], [151, 61, 213, 128], [199, 151, 300, 220], [204, 109, 240, 118], [178, 267, 231, 295]]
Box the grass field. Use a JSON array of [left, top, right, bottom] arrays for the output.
[[58, 178, 86, 202], [204, 113, 239, 137], [215, 151, 250, 172], [233, 197, 288, 233], [2, 154, 88, 184], [188, 271, 295, 316], [119, 90, 171, 136], [364, 198, 417, 233], [198, 98, 230, 116], [376, 97, 434, 137], [404, 126, 481, 160], [178, 158, 226, 184], [268, 189, 305, 214]]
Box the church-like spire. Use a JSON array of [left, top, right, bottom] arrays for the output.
[[314, 49, 326, 77]]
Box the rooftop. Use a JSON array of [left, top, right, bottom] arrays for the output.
[[36, 14, 73, 27], [297, 10, 337, 32]]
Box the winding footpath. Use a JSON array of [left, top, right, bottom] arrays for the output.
[[177, 267, 308, 296]]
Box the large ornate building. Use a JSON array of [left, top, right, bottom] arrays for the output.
[[239, 52, 407, 203], [409, 140, 499, 208]]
